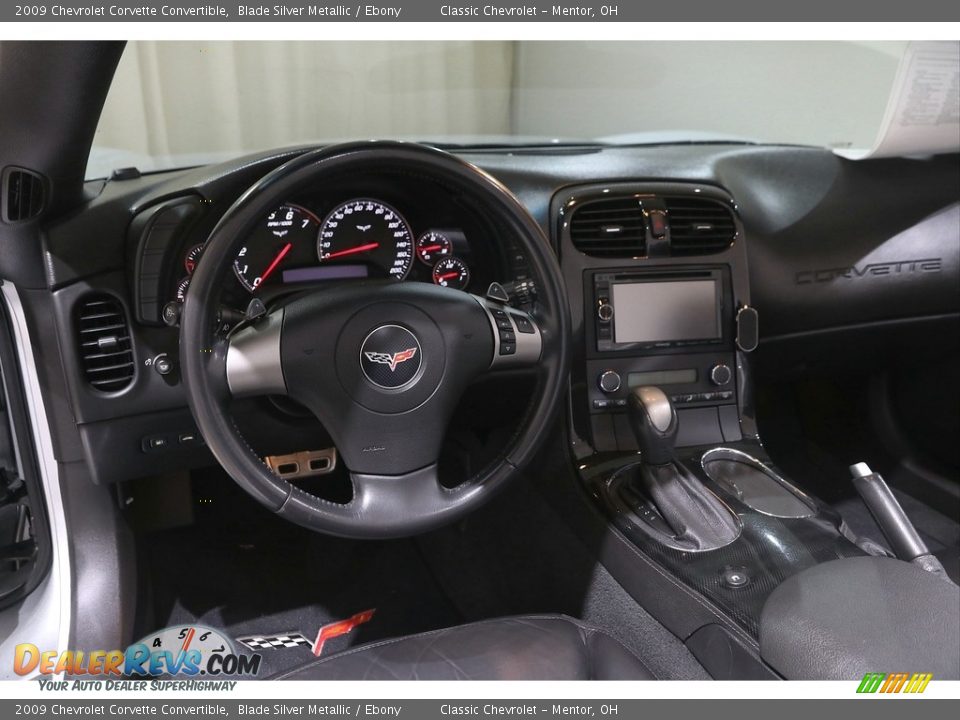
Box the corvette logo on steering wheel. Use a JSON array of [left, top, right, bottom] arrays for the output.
[[359, 325, 423, 389], [363, 348, 417, 372]]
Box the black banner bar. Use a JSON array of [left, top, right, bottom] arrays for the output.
[[3, 0, 960, 22], [1, 699, 959, 720]]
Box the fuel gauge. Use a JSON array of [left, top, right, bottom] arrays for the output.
[[432, 257, 470, 290]]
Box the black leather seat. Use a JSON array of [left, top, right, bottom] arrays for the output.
[[272, 615, 655, 680]]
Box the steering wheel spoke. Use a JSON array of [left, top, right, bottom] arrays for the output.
[[475, 298, 544, 371], [348, 466, 481, 533], [225, 309, 287, 397]]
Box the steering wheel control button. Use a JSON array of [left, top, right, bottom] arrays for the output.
[[512, 314, 536, 334], [710, 363, 733, 386], [598, 370, 622, 394], [720, 566, 750, 589], [477, 298, 543, 370], [360, 325, 423, 389], [491, 308, 514, 331]]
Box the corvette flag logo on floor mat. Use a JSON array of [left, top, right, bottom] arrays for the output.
[[235, 633, 312, 651], [312, 609, 376, 656]]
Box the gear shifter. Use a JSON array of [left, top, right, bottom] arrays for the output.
[[628, 386, 679, 466], [625, 387, 739, 551]]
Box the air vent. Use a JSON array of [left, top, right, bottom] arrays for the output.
[[2, 167, 45, 223], [569, 197, 646, 257], [75, 295, 135, 393], [665, 197, 736, 255]]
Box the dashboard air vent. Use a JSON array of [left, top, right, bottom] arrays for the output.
[[665, 197, 736, 255], [2, 167, 45, 223], [75, 295, 135, 393], [569, 197, 646, 257]]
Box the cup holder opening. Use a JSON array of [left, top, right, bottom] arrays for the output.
[[701, 448, 816, 519]]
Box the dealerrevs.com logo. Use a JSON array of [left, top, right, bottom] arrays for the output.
[[14, 625, 261, 678]]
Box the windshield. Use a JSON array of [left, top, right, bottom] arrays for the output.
[[88, 40, 909, 180]]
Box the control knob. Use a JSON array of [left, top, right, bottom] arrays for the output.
[[710, 363, 733, 386], [598, 370, 622, 394]]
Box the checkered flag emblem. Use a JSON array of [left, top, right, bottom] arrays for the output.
[[236, 632, 311, 651]]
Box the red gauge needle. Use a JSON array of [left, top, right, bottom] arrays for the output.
[[420, 244, 443, 253], [437, 272, 460, 281], [259, 242, 293, 284], [323, 242, 379, 260]]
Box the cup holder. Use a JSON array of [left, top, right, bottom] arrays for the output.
[[701, 448, 816, 519]]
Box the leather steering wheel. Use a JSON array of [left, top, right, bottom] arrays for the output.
[[180, 142, 570, 538]]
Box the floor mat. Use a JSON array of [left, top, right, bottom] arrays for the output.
[[143, 513, 462, 678]]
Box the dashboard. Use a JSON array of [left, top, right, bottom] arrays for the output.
[[35, 143, 960, 485]]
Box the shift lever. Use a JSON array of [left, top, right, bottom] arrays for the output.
[[628, 386, 678, 466], [623, 386, 739, 551]]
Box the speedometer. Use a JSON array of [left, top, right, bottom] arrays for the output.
[[317, 199, 414, 281]]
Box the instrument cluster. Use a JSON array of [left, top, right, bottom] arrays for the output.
[[175, 196, 484, 307]]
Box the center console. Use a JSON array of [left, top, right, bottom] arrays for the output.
[[552, 181, 919, 677], [585, 266, 753, 448], [557, 182, 758, 454]]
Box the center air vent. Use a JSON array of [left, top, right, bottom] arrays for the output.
[[664, 197, 736, 255], [569, 197, 646, 258], [75, 295, 135, 393]]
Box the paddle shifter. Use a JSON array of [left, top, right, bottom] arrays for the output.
[[625, 387, 739, 551]]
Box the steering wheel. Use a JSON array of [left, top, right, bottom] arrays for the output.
[[180, 142, 570, 538]]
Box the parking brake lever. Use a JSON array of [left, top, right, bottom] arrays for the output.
[[849, 462, 952, 582]]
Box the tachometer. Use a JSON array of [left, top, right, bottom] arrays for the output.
[[234, 204, 320, 292], [317, 199, 414, 281]]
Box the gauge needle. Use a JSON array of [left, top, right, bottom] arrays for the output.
[[260, 242, 293, 284], [437, 272, 460, 281], [323, 242, 379, 260], [420, 244, 443, 253]]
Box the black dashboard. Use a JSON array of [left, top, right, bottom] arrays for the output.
[[36, 143, 960, 485]]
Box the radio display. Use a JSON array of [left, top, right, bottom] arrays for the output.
[[611, 279, 720, 344], [627, 369, 698, 387]]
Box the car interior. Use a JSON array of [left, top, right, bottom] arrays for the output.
[[0, 40, 958, 681]]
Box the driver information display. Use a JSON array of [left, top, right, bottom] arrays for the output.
[[612, 280, 719, 344]]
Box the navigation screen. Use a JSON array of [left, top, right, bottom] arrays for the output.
[[611, 280, 720, 344]]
